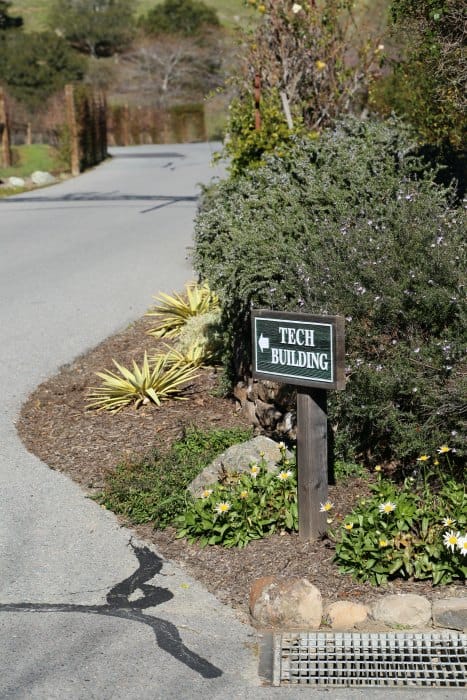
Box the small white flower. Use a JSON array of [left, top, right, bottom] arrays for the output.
[[200, 488, 213, 499], [250, 464, 260, 478], [278, 441, 286, 450], [292, 3, 302, 13], [443, 529, 461, 552], [442, 517, 456, 527], [320, 500, 334, 512], [214, 502, 231, 515], [379, 501, 396, 514], [457, 536, 467, 556], [277, 470, 292, 481]]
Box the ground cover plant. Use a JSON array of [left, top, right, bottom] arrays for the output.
[[176, 442, 298, 547], [97, 425, 252, 529], [194, 116, 466, 466], [334, 448, 467, 585]]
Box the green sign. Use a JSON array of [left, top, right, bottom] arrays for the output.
[[251, 310, 345, 390]]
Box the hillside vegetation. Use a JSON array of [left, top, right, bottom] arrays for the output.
[[10, 0, 251, 31]]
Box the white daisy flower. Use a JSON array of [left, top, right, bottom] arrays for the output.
[[442, 517, 456, 527], [200, 489, 213, 499], [277, 470, 293, 481], [214, 502, 231, 515], [320, 500, 334, 512], [250, 464, 260, 478], [443, 530, 461, 552], [378, 501, 396, 514], [457, 536, 467, 556]]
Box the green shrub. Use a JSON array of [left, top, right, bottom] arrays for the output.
[[139, 0, 219, 37], [334, 451, 467, 585], [220, 90, 307, 176], [194, 116, 466, 465], [175, 443, 298, 547], [97, 425, 252, 528]]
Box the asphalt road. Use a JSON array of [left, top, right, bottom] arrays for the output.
[[0, 144, 464, 699]]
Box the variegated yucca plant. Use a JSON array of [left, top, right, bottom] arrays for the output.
[[150, 343, 207, 369], [146, 281, 219, 338], [87, 352, 198, 412]]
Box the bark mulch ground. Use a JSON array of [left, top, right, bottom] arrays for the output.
[[17, 315, 465, 622]]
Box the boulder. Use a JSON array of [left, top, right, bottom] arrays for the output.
[[188, 435, 291, 497], [432, 598, 467, 631], [326, 601, 369, 629], [371, 594, 431, 628], [8, 176, 25, 188], [250, 577, 322, 629], [31, 171, 55, 186]]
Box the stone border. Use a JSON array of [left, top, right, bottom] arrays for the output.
[[250, 577, 467, 632]]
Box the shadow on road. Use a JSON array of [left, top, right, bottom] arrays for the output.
[[0, 542, 222, 679], [0, 193, 198, 213]]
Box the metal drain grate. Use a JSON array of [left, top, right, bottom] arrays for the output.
[[273, 631, 467, 687]]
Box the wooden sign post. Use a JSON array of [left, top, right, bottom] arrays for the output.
[[0, 88, 12, 168], [251, 310, 345, 541]]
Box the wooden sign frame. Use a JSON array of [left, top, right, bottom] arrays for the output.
[[251, 309, 346, 541]]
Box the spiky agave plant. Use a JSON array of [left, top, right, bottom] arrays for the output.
[[87, 352, 199, 412], [146, 281, 219, 338], [150, 343, 207, 369]]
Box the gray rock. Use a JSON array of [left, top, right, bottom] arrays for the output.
[[250, 577, 322, 629], [432, 597, 467, 631], [31, 170, 55, 186], [8, 176, 25, 187], [371, 594, 431, 628], [188, 435, 292, 497]]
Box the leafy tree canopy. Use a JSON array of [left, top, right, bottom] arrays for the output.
[[0, 1, 23, 30], [379, 0, 467, 147], [139, 0, 220, 37], [48, 0, 135, 57], [0, 31, 86, 110]]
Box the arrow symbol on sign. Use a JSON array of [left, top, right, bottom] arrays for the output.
[[258, 333, 270, 352]]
